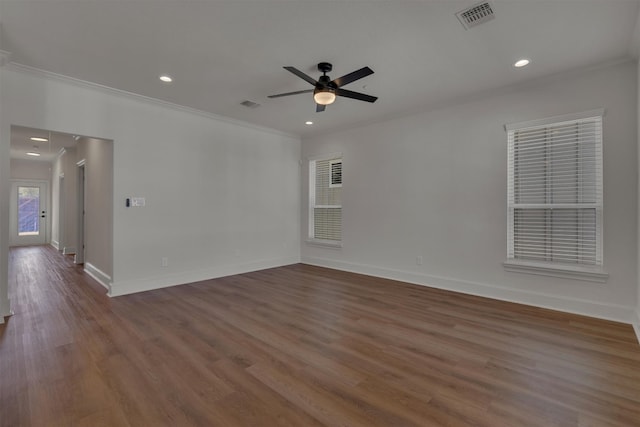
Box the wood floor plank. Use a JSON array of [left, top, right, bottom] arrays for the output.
[[1, 246, 640, 426]]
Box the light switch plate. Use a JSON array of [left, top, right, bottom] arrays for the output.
[[130, 197, 146, 207]]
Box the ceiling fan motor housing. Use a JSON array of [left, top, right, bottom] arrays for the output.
[[317, 75, 334, 88], [318, 62, 333, 73]]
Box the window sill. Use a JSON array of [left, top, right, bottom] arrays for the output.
[[503, 260, 608, 283], [305, 239, 342, 249]]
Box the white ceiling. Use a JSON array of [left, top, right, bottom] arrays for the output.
[[10, 126, 78, 162], [1, 0, 639, 138]]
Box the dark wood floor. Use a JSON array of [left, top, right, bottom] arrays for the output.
[[1, 246, 639, 426]]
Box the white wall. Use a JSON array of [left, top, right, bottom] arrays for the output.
[[0, 67, 10, 322], [10, 158, 51, 181], [51, 147, 79, 253], [77, 137, 113, 284], [0, 66, 301, 305], [632, 7, 640, 343], [302, 60, 638, 323], [636, 55, 640, 341]]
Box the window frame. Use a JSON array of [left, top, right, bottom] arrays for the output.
[[503, 109, 608, 282], [307, 153, 343, 248]]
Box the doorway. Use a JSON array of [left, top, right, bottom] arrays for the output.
[[9, 180, 49, 246], [7, 126, 113, 292]]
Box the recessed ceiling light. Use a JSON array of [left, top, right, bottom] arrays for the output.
[[305, 121, 313, 125], [514, 59, 530, 68], [159, 75, 173, 83], [30, 137, 48, 142], [26, 152, 41, 157]]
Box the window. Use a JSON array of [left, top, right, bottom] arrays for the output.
[[309, 154, 342, 246], [505, 109, 607, 281], [18, 186, 41, 236], [329, 159, 342, 188]]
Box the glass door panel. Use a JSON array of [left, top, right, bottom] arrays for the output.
[[18, 186, 41, 236]]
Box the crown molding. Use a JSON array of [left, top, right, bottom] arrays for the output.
[[4, 62, 299, 140]]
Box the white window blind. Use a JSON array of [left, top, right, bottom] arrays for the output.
[[507, 111, 603, 267], [310, 155, 342, 242]]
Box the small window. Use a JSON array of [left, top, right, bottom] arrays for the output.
[[329, 159, 342, 188], [505, 109, 605, 279], [18, 186, 41, 236], [309, 154, 342, 244]]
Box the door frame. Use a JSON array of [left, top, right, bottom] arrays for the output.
[[57, 173, 65, 251], [9, 179, 50, 247], [75, 160, 86, 264]]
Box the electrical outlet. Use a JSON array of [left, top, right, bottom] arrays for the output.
[[416, 256, 423, 266], [161, 257, 168, 267]]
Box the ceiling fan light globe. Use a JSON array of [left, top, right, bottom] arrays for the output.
[[313, 89, 336, 105]]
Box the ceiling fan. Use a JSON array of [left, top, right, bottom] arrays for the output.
[[268, 62, 378, 112]]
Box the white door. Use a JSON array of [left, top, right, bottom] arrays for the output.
[[9, 180, 48, 246]]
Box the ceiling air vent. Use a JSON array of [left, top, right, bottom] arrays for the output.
[[240, 100, 261, 108], [456, 2, 495, 30]]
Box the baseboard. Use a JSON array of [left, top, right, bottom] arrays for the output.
[[51, 240, 60, 250], [109, 255, 300, 297], [0, 303, 13, 325], [63, 246, 76, 255], [633, 309, 640, 345], [84, 262, 111, 291], [301, 256, 635, 324]]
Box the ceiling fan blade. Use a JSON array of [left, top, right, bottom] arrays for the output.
[[336, 88, 378, 103], [316, 104, 326, 113], [331, 66, 374, 87], [283, 66, 318, 86], [268, 89, 314, 99]]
